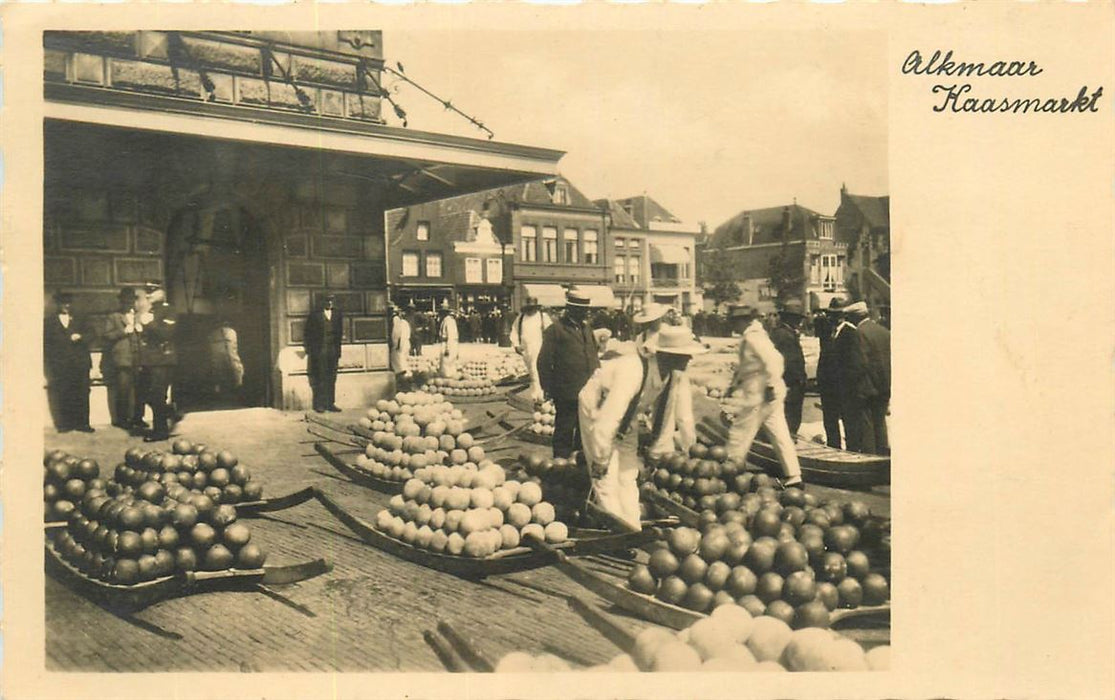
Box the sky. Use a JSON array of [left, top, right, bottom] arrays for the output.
[[385, 30, 887, 229]]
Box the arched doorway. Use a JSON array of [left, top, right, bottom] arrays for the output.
[[165, 196, 272, 410]]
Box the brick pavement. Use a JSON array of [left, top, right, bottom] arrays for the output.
[[43, 407, 643, 672], [44, 391, 888, 672]]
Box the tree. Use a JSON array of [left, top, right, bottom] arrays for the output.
[[765, 241, 806, 304], [700, 249, 742, 311]]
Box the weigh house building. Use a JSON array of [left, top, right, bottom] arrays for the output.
[[42, 31, 563, 416]]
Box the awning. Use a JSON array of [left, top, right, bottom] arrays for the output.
[[650, 243, 690, 265], [581, 285, 618, 309], [523, 284, 568, 308], [523, 284, 618, 308]]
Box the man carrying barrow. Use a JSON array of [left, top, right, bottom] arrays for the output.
[[578, 326, 708, 531]]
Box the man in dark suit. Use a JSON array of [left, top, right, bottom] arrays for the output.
[[848, 302, 891, 455], [537, 287, 600, 458], [813, 297, 845, 448], [137, 284, 179, 442], [44, 292, 94, 433], [304, 293, 343, 413], [769, 298, 807, 435], [102, 287, 144, 430], [832, 301, 877, 453]]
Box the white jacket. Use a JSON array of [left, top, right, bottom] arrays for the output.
[[730, 319, 786, 409], [511, 310, 551, 353], [439, 316, 459, 359], [578, 343, 644, 469], [390, 317, 411, 373]]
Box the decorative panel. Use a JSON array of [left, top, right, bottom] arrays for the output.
[[286, 262, 324, 286], [351, 262, 386, 288], [284, 234, 308, 257], [286, 289, 312, 316], [352, 317, 388, 342], [44, 257, 78, 285], [326, 262, 350, 288], [313, 235, 363, 259], [114, 258, 162, 285], [81, 258, 114, 287]]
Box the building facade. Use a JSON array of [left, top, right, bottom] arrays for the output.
[[835, 186, 891, 312], [603, 196, 702, 313], [388, 176, 612, 313], [42, 31, 563, 414], [700, 203, 848, 313]]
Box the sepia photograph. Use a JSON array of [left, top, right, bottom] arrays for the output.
[[3, 4, 1113, 699], [38, 28, 889, 673]]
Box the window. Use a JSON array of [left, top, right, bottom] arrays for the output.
[[681, 248, 691, 279], [821, 254, 839, 291], [416, 221, 430, 241], [615, 237, 625, 249], [521, 225, 537, 262], [425, 252, 443, 278], [486, 258, 502, 284], [583, 229, 599, 264], [542, 226, 558, 263], [465, 257, 482, 283], [810, 255, 821, 284], [563, 228, 579, 263], [629, 257, 641, 286], [820, 220, 833, 240], [614, 256, 626, 284], [836, 255, 845, 284], [552, 185, 569, 205], [401, 251, 419, 277]]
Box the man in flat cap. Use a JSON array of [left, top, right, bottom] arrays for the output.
[[304, 292, 344, 413], [723, 305, 804, 488], [44, 292, 94, 433], [769, 298, 808, 435], [537, 287, 600, 458]]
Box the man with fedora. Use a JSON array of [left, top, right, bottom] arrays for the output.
[[537, 287, 600, 458], [44, 291, 94, 433], [389, 304, 413, 392], [814, 297, 846, 448], [102, 287, 145, 430], [136, 282, 179, 441], [436, 301, 460, 378], [304, 292, 344, 413], [510, 296, 552, 402], [769, 298, 808, 435], [723, 304, 804, 488], [842, 301, 890, 455], [831, 300, 876, 453]]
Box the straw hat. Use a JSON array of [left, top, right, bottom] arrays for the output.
[[633, 303, 669, 324], [565, 287, 591, 307], [842, 301, 869, 316], [645, 325, 708, 355]]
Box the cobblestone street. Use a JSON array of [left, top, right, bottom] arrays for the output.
[[44, 387, 888, 672]]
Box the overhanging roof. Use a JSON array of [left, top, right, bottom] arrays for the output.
[[44, 84, 564, 204]]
